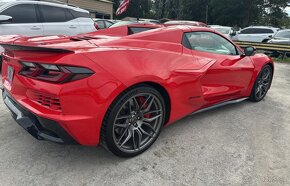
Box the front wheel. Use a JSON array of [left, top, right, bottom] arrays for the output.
[[250, 65, 273, 102], [101, 85, 166, 157]]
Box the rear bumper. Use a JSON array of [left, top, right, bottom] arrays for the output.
[[2, 90, 78, 144]]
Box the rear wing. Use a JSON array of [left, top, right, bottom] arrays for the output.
[[0, 43, 74, 53]]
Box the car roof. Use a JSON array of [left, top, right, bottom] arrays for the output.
[[277, 29, 290, 32], [0, 0, 88, 12], [243, 26, 279, 30], [211, 26, 232, 29], [94, 18, 108, 21]]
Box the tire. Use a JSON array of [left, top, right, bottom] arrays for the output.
[[250, 65, 273, 102], [101, 85, 166, 157]]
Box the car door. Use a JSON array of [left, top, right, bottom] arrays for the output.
[[253, 28, 274, 42], [39, 4, 80, 36], [184, 31, 255, 104], [237, 28, 257, 42], [0, 3, 43, 36]]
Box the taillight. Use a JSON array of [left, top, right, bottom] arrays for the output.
[[19, 62, 94, 83], [94, 22, 99, 30]]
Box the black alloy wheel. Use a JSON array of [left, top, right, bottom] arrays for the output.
[[250, 65, 273, 102], [101, 85, 166, 157]]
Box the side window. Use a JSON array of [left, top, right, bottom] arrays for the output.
[[39, 5, 68, 22], [240, 28, 274, 34], [1, 4, 37, 23], [70, 10, 90, 18], [256, 28, 274, 34], [184, 32, 238, 55], [240, 28, 254, 34], [64, 9, 74, 21]]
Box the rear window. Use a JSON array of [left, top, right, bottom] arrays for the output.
[[1, 4, 37, 23], [128, 27, 154, 34]]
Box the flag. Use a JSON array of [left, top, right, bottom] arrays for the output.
[[116, 0, 131, 16]]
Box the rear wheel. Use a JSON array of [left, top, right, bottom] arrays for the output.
[[250, 65, 273, 102], [101, 85, 166, 157]]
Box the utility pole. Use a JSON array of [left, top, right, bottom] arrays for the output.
[[137, 0, 141, 21], [206, 5, 209, 24]]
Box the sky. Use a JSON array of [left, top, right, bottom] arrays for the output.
[[286, 7, 290, 16]]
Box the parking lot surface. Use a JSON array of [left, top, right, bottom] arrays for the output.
[[0, 63, 290, 186]]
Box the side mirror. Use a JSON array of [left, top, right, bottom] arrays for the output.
[[243, 46, 256, 56], [230, 31, 236, 36], [0, 15, 12, 24]]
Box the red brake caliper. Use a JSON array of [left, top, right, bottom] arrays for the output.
[[138, 96, 151, 119]]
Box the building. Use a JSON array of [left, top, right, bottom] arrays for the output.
[[59, 0, 113, 19]]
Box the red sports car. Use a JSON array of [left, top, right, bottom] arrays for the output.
[[0, 25, 273, 157]]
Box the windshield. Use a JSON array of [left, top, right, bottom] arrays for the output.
[[215, 27, 231, 34], [274, 30, 290, 38]]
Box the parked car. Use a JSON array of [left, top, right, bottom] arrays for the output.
[[0, 1, 96, 36], [110, 21, 156, 28], [164, 20, 208, 27], [93, 19, 114, 29], [266, 29, 290, 57], [210, 26, 235, 39], [232, 26, 279, 42], [0, 25, 273, 157], [267, 29, 290, 44], [0, 0, 96, 70]]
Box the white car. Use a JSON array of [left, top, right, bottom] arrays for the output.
[[210, 26, 235, 39], [0, 0, 96, 69], [232, 26, 279, 43], [0, 0, 96, 36]]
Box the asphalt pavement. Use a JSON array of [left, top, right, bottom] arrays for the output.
[[0, 63, 290, 186]]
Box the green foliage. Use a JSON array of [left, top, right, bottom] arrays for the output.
[[113, 0, 290, 28], [273, 57, 290, 63]]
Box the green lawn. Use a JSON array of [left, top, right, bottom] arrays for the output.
[[273, 57, 290, 63]]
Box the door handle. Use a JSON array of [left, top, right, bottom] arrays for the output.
[[69, 25, 77, 29], [31, 26, 41, 30]]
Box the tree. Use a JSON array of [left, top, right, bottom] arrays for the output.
[[112, 0, 290, 28]]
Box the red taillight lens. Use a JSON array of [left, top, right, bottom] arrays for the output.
[[94, 22, 99, 30], [19, 62, 94, 83]]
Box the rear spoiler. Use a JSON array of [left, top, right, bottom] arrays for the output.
[[0, 43, 74, 53]]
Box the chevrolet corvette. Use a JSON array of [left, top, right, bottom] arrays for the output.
[[0, 25, 274, 157]]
